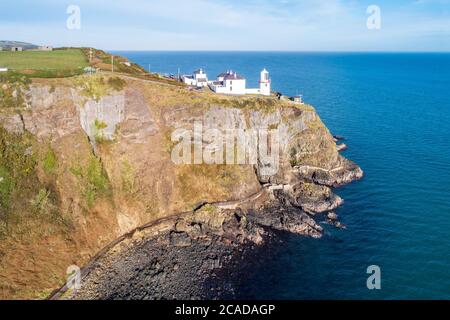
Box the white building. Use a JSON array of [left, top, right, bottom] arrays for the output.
[[182, 68, 209, 88], [245, 68, 271, 96], [292, 95, 304, 104], [38, 45, 53, 51], [209, 71, 247, 95], [209, 69, 271, 96], [0, 67, 8, 72]]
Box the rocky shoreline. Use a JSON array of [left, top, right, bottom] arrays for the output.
[[51, 158, 362, 300]]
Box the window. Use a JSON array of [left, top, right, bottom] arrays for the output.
[[230, 86, 233, 91]]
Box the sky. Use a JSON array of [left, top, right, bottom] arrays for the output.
[[1, 0, 449, 51]]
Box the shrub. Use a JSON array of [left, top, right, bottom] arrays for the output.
[[43, 148, 57, 174], [107, 77, 126, 91], [93, 119, 108, 144], [70, 156, 111, 208]]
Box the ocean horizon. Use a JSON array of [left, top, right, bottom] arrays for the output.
[[114, 51, 450, 299]]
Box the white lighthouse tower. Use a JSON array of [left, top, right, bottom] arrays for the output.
[[259, 68, 271, 96]]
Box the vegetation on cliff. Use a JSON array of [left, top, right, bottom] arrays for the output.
[[0, 127, 70, 253], [70, 155, 111, 208], [75, 75, 125, 102], [0, 73, 31, 109]]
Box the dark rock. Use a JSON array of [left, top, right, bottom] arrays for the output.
[[169, 232, 192, 247]]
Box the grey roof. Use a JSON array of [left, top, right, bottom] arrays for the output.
[[219, 71, 245, 80], [224, 74, 244, 80]]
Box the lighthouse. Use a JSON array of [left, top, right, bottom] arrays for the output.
[[259, 68, 271, 96]]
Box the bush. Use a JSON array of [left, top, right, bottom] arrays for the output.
[[93, 119, 109, 144], [107, 77, 126, 91], [43, 148, 57, 174], [70, 156, 111, 208]]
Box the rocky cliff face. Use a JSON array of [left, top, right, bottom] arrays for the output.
[[0, 74, 362, 299]]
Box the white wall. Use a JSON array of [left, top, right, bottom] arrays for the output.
[[183, 76, 196, 86], [245, 88, 260, 95], [194, 72, 208, 87], [259, 81, 271, 96], [224, 79, 246, 94], [210, 79, 246, 95], [194, 73, 207, 81]]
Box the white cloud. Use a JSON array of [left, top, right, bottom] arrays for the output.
[[1, 0, 449, 51]]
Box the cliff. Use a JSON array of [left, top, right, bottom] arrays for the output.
[[0, 72, 362, 299]]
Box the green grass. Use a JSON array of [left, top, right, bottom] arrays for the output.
[[43, 148, 58, 174], [94, 119, 108, 144], [70, 156, 111, 208], [0, 49, 88, 78], [0, 49, 88, 71], [75, 75, 126, 102]]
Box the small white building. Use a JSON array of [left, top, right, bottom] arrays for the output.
[[209, 69, 271, 96], [209, 71, 247, 95], [0, 67, 8, 72], [182, 68, 209, 88], [292, 95, 304, 104], [38, 45, 53, 51], [11, 47, 23, 52]]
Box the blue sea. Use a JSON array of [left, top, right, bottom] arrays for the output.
[[113, 51, 450, 299]]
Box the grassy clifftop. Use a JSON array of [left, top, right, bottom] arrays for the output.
[[0, 47, 184, 87], [0, 49, 88, 78]]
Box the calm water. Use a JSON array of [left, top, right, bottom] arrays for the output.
[[114, 51, 450, 299]]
